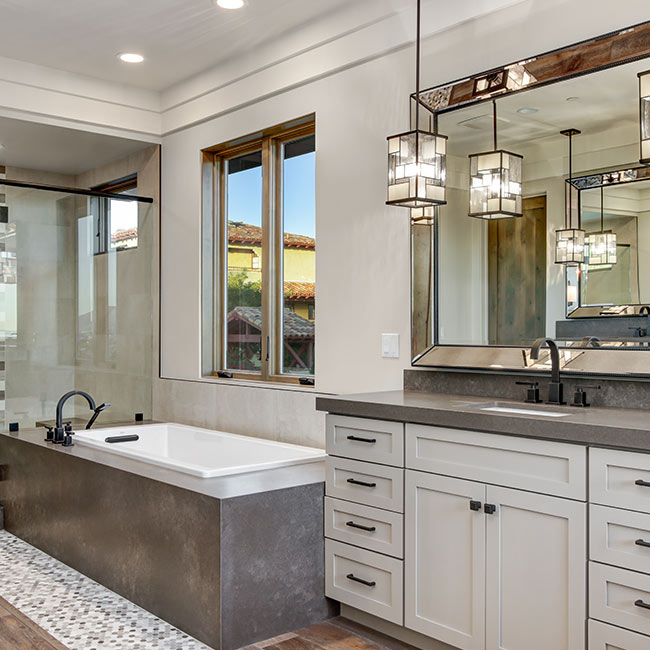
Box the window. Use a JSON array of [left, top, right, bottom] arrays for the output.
[[92, 175, 139, 254], [203, 118, 315, 384]]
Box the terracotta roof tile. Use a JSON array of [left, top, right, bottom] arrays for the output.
[[228, 306, 314, 339], [228, 221, 314, 249], [112, 228, 137, 242], [284, 281, 315, 300]]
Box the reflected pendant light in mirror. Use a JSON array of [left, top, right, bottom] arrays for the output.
[[387, 0, 447, 211], [410, 206, 436, 225], [586, 185, 617, 266], [555, 128, 585, 265], [640, 70, 650, 164], [468, 100, 523, 219]]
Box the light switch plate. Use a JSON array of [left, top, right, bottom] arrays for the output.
[[381, 333, 400, 358]]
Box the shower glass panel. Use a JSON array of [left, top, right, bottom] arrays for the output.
[[0, 181, 154, 431]]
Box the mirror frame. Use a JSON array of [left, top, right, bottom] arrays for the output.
[[411, 20, 650, 377]]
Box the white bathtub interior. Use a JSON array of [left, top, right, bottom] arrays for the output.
[[73, 423, 326, 478]]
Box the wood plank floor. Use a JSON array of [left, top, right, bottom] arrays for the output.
[[0, 605, 417, 650], [0, 597, 68, 650]]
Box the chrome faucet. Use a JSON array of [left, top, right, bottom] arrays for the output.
[[51, 391, 110, 446], [530, 338, 565, 405]]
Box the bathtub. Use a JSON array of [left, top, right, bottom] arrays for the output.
[[73, 423, 326, 478]]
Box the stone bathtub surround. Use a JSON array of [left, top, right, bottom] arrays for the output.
[[0, 428, 337, 650], [403, 367, 650, 411]]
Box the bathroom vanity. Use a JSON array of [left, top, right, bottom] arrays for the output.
[[318, 390, 650, 650]]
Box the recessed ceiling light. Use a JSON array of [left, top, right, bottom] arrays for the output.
[[118, 53, 144, 64], [517, 107, 539, 115], [216, 0, 245, 8]]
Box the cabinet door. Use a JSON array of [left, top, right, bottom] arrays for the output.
[[404, 471, 486, 650], [485, 486, 586, 650]]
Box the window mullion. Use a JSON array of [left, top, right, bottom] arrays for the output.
[[261, 136, 273, 381]]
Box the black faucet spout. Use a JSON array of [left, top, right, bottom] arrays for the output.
[[54, 390, 98, 444], [530, 337, 565, 405]]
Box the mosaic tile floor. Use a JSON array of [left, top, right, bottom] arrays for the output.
[[0, 530, 212, 650]]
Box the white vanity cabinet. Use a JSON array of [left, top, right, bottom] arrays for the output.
[[324, 414, 589, 650], [588, 448, 650, 647], [405, 439, 586, 650]]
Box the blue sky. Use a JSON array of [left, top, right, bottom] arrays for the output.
[[227, 152, 315, 238]]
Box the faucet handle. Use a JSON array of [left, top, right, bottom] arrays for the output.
[[515, 381, 541, 404], [571, 384, 600, 408]]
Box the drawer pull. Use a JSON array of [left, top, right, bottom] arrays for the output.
[[345, 520, 376, 532], [346, 573, 376, 587], [635, 599, 650, 610], [469, 500, 482, 512], [635, 539, 650, 548], [346, 435, 377, 444], [635, 479, 650, 488], [347, 478, 377, 488]]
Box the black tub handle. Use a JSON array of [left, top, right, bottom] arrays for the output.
[[347, 478, 377, 488], [635, 479, 650, 488], [636, 539, 650, 549], [346, 573, 375, 587], [635, 599, 650, 610], [105, 435, 140, 444]]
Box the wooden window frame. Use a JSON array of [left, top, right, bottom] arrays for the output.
[[204, 118, 315, 385]]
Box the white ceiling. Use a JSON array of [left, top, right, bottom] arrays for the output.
[[0, 0, 404, 91], [0, 116, 152, 175]]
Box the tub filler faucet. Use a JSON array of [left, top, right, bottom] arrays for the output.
[[48, 391, 111, 447]]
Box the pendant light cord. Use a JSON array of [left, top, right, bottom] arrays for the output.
[[600, 185, 604, 232], [493, 100, 498, 151], [415, 0, 421, 155]]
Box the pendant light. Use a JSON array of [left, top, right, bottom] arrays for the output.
[[387, 0, 447, 212], [468, 100, 523, 220], [639, 70, 650, 164], [586, 185, 617, 266], [555, 128, 585, 265]]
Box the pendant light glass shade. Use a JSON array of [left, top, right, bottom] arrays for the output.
[[586, 231, 617, 265], [555, 229, 585, 264], [387, 130, 447, 208], [468, 150, 523, 219], [411, 206, 436, 225], [586, 186, 617, 266], [555, 128, 585, 265], [639, 70, 650, 164]]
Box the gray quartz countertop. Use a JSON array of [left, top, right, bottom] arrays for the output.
[[0, 422, 325, 500], [316, 390, 650, 452]]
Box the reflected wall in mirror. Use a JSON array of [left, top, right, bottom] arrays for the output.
[[411, 22, 650, 369]]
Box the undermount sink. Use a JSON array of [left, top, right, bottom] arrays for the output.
[[460, 401, 572, 418]]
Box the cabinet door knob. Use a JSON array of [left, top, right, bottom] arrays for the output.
[[346, 478, 377, 488], [346, 520, 376, 532], [635, 599, 650, 610], [346, 435, 377, 444], [635, 539, 650, 548], [484, 504, 497, 515], [469, 500, 482, 512], [635, 479, 650, 488], [346, 573, 376, 587]]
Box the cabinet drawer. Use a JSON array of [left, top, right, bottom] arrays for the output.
[[325, 538, 403, 625], [406, 424, 586, 500], [590, 448, 650, 513], [588, 619, 650, 650], [325, 497, 403, 558], [590, 562, 650, 636], [326, 457, 404, 513], [326, 415, 404, 466], [591, 505, 650, 575]]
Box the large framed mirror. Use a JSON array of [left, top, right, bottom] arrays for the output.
[[411, 20, 650, 376]]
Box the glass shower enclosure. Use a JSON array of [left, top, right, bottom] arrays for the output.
[[0, 176, 154, 431]]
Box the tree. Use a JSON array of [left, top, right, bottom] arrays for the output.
[[227, 271, 261, 312]]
